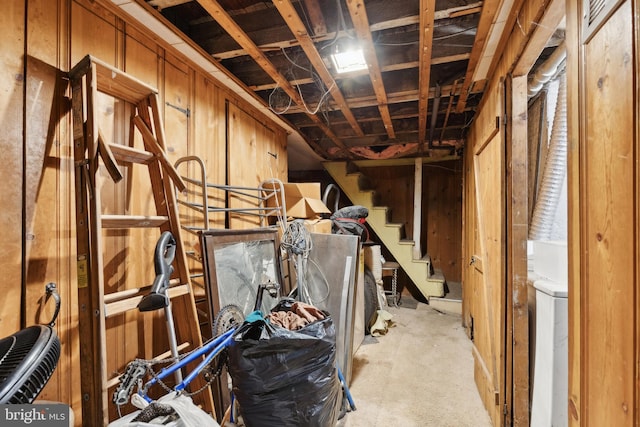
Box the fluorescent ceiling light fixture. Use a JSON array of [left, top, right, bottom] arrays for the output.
[[331, 48, 368, 73]]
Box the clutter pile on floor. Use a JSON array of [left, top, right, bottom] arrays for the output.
[[107, 206, 401, 426], [109, 295, 356, 427]]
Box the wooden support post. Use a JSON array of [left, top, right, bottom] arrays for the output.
[[413, 157, 423, 259], [506, 74, 529, 426]]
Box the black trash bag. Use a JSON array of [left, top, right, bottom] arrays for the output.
[[227, 314, 341, 427], [330, 205, 369, 239]]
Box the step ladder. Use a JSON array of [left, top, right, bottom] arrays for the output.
[[69, 55, 214, 425]]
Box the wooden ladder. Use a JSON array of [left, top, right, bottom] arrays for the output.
[[69, 55, 214, 426]]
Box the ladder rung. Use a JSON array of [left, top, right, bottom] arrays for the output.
[[103, 279, 181, 304], [109, 144, 154, 164], [102, 215, 168, 228], [182, 226, 206, 236], [105, 283, 190, 318], [152, 342, 191, 361], [186, 252, 202, 263]]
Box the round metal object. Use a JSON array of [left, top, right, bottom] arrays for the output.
[[213, 304, 244, 336]]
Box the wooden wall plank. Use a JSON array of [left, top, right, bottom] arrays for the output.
[[71, 0, 118, 66], [506, 75, 529, 426], [0, 0, 26, 337], [188, 74, 226, 233], [424, 162, 463, 281], [24, 0, 78, 412], [473, 128, 506, 426], [565, 0, 581, 423], [582, 2, 635, 424]]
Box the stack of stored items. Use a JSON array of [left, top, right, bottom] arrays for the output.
[[228, 299, 342, 427]]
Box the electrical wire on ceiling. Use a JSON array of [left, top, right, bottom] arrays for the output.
[[269, 46, 335, 116], [433, 27, 477, 40], [318, 0, 356, 53]]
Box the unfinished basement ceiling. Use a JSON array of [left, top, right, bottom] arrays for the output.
[[142, 0, 492, 161]]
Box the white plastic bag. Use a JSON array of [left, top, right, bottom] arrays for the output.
[[108, 392, 220, 427]]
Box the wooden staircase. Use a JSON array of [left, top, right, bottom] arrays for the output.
[[323, 161, 446, 299]]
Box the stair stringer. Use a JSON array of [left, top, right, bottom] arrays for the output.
[[324, 161, 445, 298]]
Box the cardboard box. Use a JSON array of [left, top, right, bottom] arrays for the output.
[[270, 183, 331, 219], [302, 218, 332, 234]]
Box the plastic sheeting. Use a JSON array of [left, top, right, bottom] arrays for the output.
[[108, 392, 219, 427], [227, 315, 341, 427]]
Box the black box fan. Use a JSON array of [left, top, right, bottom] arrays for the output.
[[0, 283, 62, 404]]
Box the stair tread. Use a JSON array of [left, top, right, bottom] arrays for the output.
[[443, 281, 462, 300], [386, 223, 404, 228]]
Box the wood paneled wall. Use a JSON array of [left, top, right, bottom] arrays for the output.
[[1, 0, 287, 423], [462, 0, 564, 424], [567, 0, 639, 424], [1, 0, 26, 338]]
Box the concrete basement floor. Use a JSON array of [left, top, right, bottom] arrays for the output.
[[337, 298, 492, 427]]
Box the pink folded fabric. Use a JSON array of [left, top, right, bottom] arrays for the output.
[[266, 302, 325, 330]]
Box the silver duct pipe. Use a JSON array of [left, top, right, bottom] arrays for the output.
[[528, 42, 566, 98], [529, 71, 567, 240]]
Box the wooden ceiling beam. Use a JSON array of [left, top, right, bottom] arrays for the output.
[[439, 78, 459, 143], [418, 0, 436, 145], [301, 0, 327, 36], [148, 0, 192, 10], [281, 81, 475, 113], [295, 107, 472, 129], [455, 0, 500, 113], [273, 0, 364, 137], [212, 2, 482, 60], [196, 0, 348, 152], [369, 1, 482, 31], [347, 0, 395, 139], [249, 52, 470, 91]]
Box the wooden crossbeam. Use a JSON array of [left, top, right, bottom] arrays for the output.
[[346, 0, 395, 139], [301, 0, 327, 36], [249, 53, 471, 92], [196, 0, 348, 151], [273, 0, 364, 137], [455, 0, 500, 113], [418, 0, 436, 145], [213, 2, 483, 60]]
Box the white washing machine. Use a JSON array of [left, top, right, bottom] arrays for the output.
[[530, 278, 568, 427]]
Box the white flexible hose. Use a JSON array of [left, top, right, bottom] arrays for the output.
[[529, 71, 567, 240]]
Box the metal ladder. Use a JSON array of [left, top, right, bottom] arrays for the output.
[[69, 55, 214, 425], [173, 155, 287, 340], [174, 155, 287, 232]]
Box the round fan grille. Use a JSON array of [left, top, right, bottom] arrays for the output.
[[0, 325, 61, 403]]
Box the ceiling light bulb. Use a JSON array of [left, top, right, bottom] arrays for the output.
[[331, 48, 367, 73]]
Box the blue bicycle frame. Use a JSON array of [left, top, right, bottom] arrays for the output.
[[140, 328, 236, 402]]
